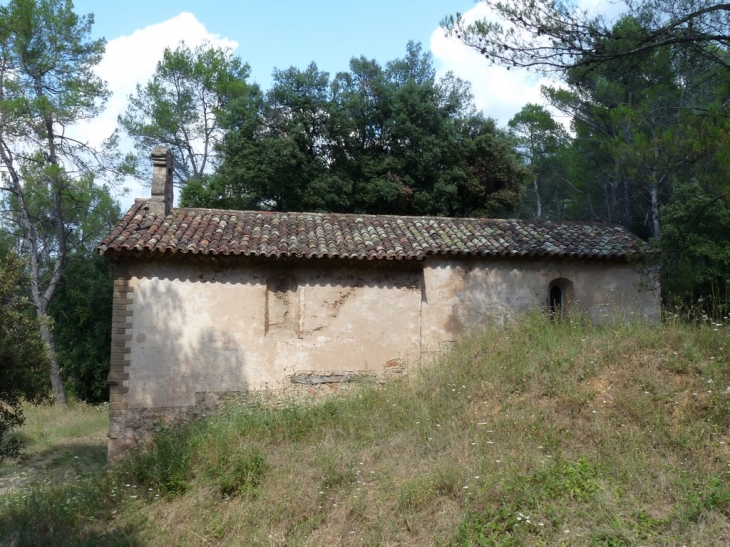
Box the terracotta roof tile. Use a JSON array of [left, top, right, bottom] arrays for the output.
[[96, 200, 646, 261]]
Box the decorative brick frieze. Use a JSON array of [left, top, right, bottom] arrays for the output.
[[107, 264, 133, 465]]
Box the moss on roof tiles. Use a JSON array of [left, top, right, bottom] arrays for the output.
[[97, 201, 647, 261]]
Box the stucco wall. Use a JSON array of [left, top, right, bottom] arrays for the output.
[[107, 255, 658, 463], [125, 260, 422, 409], [420, 256, 659, 359]]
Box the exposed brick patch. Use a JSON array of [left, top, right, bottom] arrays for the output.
[[290, 372, 375, 385], [107, 265, 134, 465]]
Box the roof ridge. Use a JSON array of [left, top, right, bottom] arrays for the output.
[[97, 201, 647, 261], [129, 200, 630, 230]]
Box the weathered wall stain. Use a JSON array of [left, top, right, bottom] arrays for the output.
[[107, 255, 658, 463]]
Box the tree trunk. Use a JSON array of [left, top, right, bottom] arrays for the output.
[[650, 183, 661, 240], [39, 314, 67, 405], [0, 143, 68, 406], [533, 175, 542, 218]]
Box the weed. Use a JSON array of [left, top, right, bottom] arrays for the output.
[[448, 506, 522, 547], [119, 425, 193, 497], [318, 452, 356, 491], [632, 510, 670, 538], [216, 445, 268, 497], [511, 456, 602, 504], [398, 474, 438, 511], [684, 476, 730, 521], [589, 531, 632, 547]]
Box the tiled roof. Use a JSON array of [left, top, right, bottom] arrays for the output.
[[97, 199, 645, 261]]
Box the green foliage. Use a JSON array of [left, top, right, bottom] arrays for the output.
[[0, 0, 123, 403], [447, 0, 730, 307], [7, 174, 119, 403], [0, 253, 49, 460], [216, 446, 268, 497], [520, 456, 602, 502], [119, 425, 193, 497], [0, 476, 111, 547], [539, 15, 697, 239], [445, 0, 730, 75], [683, 476, 730, 522], [447, 506, 522, 547], [589, 532, 632, 547], [508, 103, 572, 219], [188, 42, 527, 217], [120, 41, 255, 187], [49, 252, 114, 402], [660, 182, 730, 310], [0, 0, 108, 128]]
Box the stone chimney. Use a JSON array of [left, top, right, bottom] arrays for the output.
[[149, 146, 173, 216]]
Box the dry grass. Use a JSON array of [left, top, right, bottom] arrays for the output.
[[0, 400, 108, 496], [1, 314, 730, 546]]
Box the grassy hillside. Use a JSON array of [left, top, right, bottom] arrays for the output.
[[1, 315, 729, 546]]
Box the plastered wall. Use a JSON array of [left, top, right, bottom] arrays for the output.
[[420, 257, 659, 359], [124, 260, 422, 409], [107, 255, 658, 462]]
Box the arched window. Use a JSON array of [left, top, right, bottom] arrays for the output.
[[550, 285, 563, 317], [548, 278, 574, 320]]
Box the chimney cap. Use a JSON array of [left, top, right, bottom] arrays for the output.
[[149, 146, 173, 216], [150, 146, 171, 165]]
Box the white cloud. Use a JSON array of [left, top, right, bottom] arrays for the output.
[[430, 0, 628, 128], [72, 12, 237, 209], [430, 3, 558, 127]]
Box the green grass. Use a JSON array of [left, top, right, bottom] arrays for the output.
[[2, 314, 730, 546], [0, 400, 108, 495]]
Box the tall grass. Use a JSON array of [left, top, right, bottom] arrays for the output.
[[1, 314, 729, 546]]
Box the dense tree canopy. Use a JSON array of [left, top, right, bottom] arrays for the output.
[[0, 0, 124, 403], [183, 42, 528, 217], [120, 42, 254, 188], [508, 103, 571, 220], [48, 251, 114, 403], [0, 252, 49, 460]]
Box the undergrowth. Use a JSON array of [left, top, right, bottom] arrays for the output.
[[1, 314, 729, 546]]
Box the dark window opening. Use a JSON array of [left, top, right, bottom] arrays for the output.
[[548, 278, 573, 320], [550, 285, 563, 319]]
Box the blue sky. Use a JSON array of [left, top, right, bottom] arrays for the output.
[[73, 0, 477, 90], [63, 0, 621, 205]]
